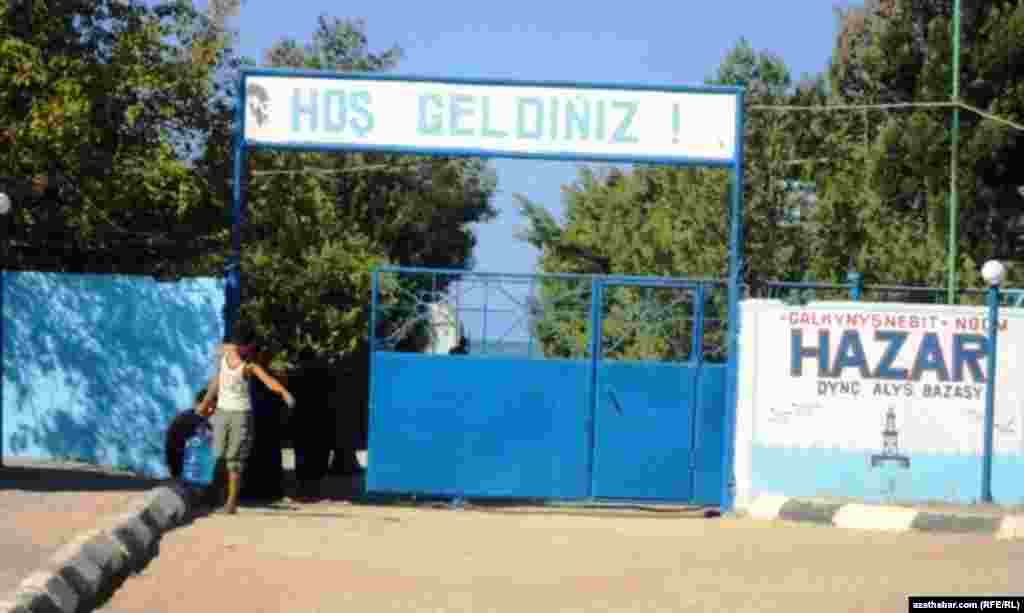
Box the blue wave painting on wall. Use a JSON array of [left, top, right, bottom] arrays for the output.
[[2, 272, 225, 477]]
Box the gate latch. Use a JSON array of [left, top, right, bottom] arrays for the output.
[[606, 388, 624, 414]]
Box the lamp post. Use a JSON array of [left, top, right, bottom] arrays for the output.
[[846, 269, 864, 301], [947, 0, 962, 305], [0, 191, 10, 468], [980, 259, 1005, 503]]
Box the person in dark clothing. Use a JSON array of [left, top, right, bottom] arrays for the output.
[[240, 346, 287, 503], [165, 388, 209, 479], [326, 363, 367, 479], [289, 361, 336, 501], [449, 335, 469, 355]]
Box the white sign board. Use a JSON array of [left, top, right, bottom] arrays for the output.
[[241, 73, 739, 164], [734, 300, 1024, 507]]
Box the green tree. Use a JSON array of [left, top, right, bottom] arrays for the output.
[[0, 0, 236, 277], [520, 39, 820, 282], [0, 5, 498, 363], [224, 17, 498, 472], [522, 1, 1024, 325], [809, 0, 1024, 288], [518, 39, 814, 360], [236, 16, 498, 366]]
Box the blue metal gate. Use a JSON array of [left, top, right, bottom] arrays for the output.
[[366, 267, 728, 506]]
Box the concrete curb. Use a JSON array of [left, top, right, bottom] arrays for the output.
[[745, 496, 1023, 539], [1, 481, 202, 613]]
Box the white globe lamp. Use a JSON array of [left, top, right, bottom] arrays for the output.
[[981, 260, 1006, 287]]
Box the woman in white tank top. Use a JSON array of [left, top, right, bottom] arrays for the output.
[[217, 351, 253, 413], [198, 325, 295, 514]]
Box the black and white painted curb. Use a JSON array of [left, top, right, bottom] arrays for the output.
[[746, 494, 1024, 539], [0, 482, 201, 613]]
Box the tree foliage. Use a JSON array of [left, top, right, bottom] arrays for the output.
[[521, 3, 1024, 328], [817, 0, 1024, 286], [0, 0, 235, 277], [521, 8, 1024, 357], [1, 5, 498, 367], [519, 39, 822, 288], [237, 16, 497, 365], [519, 39, 816, 359]]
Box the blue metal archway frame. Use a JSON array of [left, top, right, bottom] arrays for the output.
[[227, 66, 745, 511]]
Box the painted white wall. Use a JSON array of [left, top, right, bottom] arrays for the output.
[[734, 299, 1024, 508]]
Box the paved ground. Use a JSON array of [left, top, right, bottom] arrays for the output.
[[96, 501, 1024, 613], [4, 453, 1021, 613], [0, 459, 160, 597]]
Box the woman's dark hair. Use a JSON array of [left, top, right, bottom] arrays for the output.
[[225, 319, 257, 346], [194, 387, 208, 405]]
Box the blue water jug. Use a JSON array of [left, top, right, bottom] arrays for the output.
[[182, 419, 215, 486]]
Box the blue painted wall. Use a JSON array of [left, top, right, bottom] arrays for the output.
[[750, 446, 1024, 504], [2, 272, 225, 477]]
